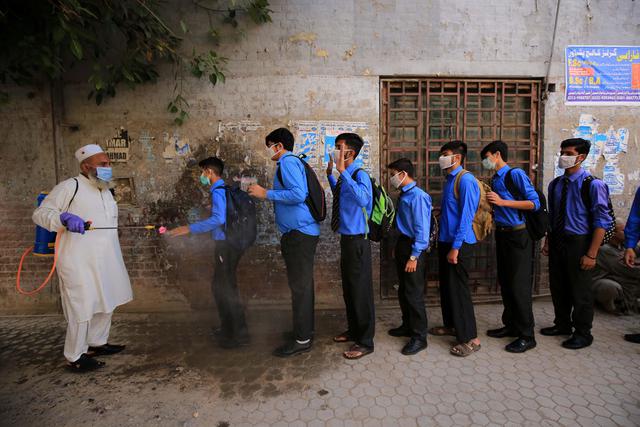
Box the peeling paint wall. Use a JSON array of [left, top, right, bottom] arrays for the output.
[[1, 0, 639, 313]]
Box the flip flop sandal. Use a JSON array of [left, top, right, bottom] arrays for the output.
[[343, 344, 373, 360], [429, 327, 456, 336], [450, 342, 481, 357], [333, 331, 354, 343]]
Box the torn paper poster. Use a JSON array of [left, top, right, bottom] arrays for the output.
[[289, 120, 372, 172], [162, 132, 191, 162], [603, 161, 625, 195], [578, 114, 597, 127]]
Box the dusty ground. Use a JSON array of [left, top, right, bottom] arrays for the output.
[[1, 301, 639, 427]]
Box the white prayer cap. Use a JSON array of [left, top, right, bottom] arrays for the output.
[[75, 144, 105, 163]]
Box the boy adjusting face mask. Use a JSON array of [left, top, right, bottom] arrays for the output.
[[266, 143, 283, 160]]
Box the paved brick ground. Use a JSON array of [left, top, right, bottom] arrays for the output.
[[1, 301, 639, 427]]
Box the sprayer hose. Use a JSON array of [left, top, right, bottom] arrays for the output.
[[16, 228, 63, 296]]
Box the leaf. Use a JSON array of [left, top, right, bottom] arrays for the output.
[[180, 19, 188, 34], [69, 37, 83, 60], [209, 73, 217, 85], [174, 117, 183, 126], [95, 92, 103, 105], [170, 105, 178, 113]]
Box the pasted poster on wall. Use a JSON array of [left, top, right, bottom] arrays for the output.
[[289, 121, 371, 172], [105, 128, 130, 162], [565, 45, 640, 105], [555, 114, 629, 195]]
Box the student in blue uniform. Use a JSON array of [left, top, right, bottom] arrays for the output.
[[481, 141, 540, 353], [386, 158, 432, 356], [541, 138, 613, 349], [168, 157, 249, 349], [435, 140, 481, 357], [623, 185, 640, 344], [326, 133, 375, 360], [248, 128, 321, 357]]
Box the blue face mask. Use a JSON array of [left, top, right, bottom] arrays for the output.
[[199, 174, 211, 186], [96, 167, 113, 182]]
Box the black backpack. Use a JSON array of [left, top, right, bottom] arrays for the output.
[[276, 154, 327, 222], [219, 185, 257, 251], [580, 175, 617, 245], [350, 168, 395, 242], [504, 168, 549, 241]]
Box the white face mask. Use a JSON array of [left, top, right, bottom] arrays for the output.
[[390, 171, 406, 189], [266, 144, 282, 160], [558, 155, 579, 169], [333, 149, 353, 162], [482, 157, 497, 170], [439, 154, 458, 170]]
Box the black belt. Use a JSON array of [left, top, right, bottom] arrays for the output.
[[495, 224, 527, 233], [341, 234, 367, 240]]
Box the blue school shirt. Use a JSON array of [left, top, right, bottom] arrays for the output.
[[438, 166, 480, 249], [267, 153, 320, 236], [491, 165, 540, 227], [548, 168, 612, 235], [189, 179, 226, 241], [624, 187, 640, 249], [327, 163, 373, 235], [395, 182, 432, 257]]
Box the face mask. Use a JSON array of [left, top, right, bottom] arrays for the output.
[[333, 149, 353, 161], [558, 155, 579, 169], [96, 167, 112, 182], [482, 157, 497, 170], [390, 171, 406, 189], [439, 155, 457, 170], [267, 144, 282, 160], [199, 174, 211, 186]]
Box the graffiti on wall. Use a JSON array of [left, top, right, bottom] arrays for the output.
[[105, 127, 130, 162]]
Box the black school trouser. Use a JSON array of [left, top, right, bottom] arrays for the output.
[[549, 233, 594, 337], [281, 230, 319, 342], [213, 241, 248, 339], [395, 235, 428, 341], [495, 228, 535, 338], [340, 235, 375, 349], [438, 242, 477, 343]]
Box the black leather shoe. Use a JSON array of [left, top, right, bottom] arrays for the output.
[[273, 341, 312, 357], [562, 334, 593, 350], [388, 326, 412, 337], [540, 326, 572, 336], [505, 337, 537, 353], [217, 335, 250, 349], [67, 354, 105, 372], [487, 326, 518, 338], [401, 338, 427, 355], [87, 343, 125, 356], [624, 333, 640, 344]]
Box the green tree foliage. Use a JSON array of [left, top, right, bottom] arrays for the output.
[[0, 0, 272, 124]]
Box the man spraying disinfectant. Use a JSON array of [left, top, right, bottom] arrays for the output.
[[32, 144, 133, 372]]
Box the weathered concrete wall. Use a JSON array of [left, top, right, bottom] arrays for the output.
[[1, 0, 639, 313]]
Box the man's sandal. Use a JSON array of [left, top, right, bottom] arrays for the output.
[[343, 344, 373, 360], [429, 326, 456, 336], [333, 331, 354, 343], [450, 342, 481, 357]]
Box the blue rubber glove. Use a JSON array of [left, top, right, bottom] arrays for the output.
[[60, 212, 86, 234]]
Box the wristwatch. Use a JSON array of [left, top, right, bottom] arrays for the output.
[[409, 255, 417, 261]]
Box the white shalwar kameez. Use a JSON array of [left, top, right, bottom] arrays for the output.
[[33, 174, 133, 362]]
